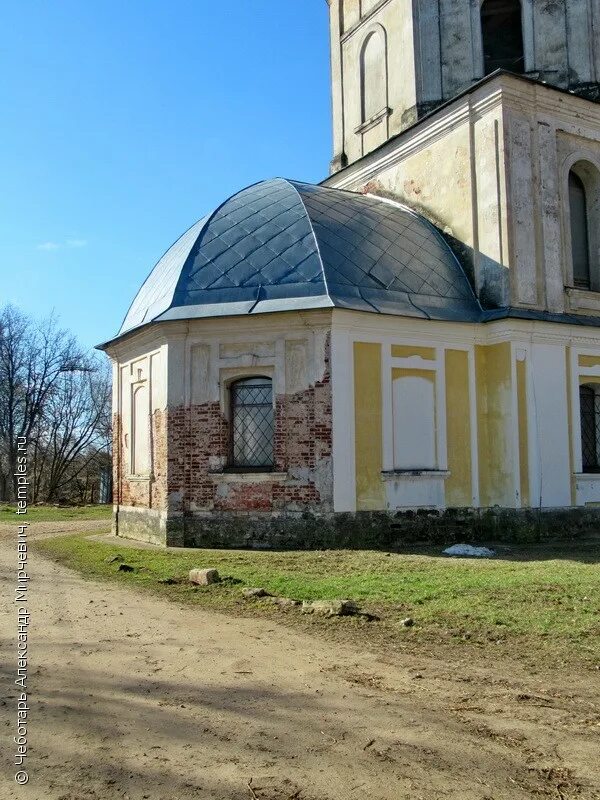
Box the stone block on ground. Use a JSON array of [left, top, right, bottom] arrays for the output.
[[301, 599, 359, 617], [189, 568, 220, 585]]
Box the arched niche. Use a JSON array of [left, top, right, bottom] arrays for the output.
[[132, 383, 150, 476], [359, 24, 388, 124]]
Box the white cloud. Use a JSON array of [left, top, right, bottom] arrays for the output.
[[36, 238, 88, 251]]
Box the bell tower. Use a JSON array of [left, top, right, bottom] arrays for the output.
[[328, 0, 600, 173]]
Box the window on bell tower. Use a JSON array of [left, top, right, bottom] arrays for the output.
[[481, 0, 525, 75], [567, 161, 600, 292], [569, 170, 591, 290]]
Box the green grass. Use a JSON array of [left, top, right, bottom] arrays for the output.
[[34, 533, 600, 666], [0, 504, 112, 523]]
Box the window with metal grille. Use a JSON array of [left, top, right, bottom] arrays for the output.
[[481, 0, 525, 75], [230, 377, 274, 469], [580, 384, 600, 472]]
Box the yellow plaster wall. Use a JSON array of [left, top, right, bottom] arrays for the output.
[[578, 355, 600, 368], [391, 345, 436, 360], [578, 376, 600, 385], [475, 342, 514, 507], [445, 350, 472, 506], [391, 367, 436, 383], [354, 342, 385, 510]]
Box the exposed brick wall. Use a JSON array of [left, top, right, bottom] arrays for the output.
[[112, 409, 168, 511], [114, 336, 333, 519], [112, 412, 121, 506], [164, 335, 333, 515], [166, 401, 228, 514]]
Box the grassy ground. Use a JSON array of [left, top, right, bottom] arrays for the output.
[[35, 532, 600, 669], [0, 503, 112, 524]]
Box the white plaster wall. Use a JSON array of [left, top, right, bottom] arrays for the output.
[[507, 114, 538, 306], [392, 375, 436, 469], [108, 344, 167, 479], [528, 343, 571, 507], [575, 475, 600, 505], [339, 1, 418, 163], [383, 474, 445, 510]]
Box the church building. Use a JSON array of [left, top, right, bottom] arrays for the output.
[[99, 0, 600, 547]]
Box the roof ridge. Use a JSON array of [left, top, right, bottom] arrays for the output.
[[287, 180, 334, 309], [167, 178, 287, 313]]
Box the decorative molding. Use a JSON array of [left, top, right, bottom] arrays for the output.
[[566, 287, 600, 313], [324, 74, 600, 192], [381, 469, 450, 479], [209, 471, 288, 484], [354, 106, 391, 134]]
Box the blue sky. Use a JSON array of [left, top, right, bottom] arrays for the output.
[[0, 1, 331, 349]]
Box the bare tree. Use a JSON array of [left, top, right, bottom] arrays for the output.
[[30, 358, 111, 502], [0, 305, 107, 502]]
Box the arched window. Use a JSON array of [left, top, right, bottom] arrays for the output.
[[360, 28, 387, 123], [580, 384, 600, 472], [230, 377, 274, 469], [481, 0, 525, 75], [569, 170, 591, 289]]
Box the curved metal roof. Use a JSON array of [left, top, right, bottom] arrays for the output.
[[113, 178, 480, 342]]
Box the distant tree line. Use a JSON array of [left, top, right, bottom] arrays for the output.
[[0, 305, 111, 504]]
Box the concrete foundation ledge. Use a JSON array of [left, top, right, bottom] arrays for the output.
[[114, 505, 173, 547], [113, 505, 600, 550]]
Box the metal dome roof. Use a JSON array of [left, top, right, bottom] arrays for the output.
[[110, 178, 480, 343]]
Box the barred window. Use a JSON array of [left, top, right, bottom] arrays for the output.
[[230, 377, 274, 469], [580, 384, 600, 473]]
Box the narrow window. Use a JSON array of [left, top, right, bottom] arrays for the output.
[[481, 0, 525, 75], [230, 377, 274, 469], [580, 385, 600, 472], [569, 170, 591, 289]]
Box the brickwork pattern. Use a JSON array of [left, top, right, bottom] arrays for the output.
[[114, 339, 333, 518], [112, 409, 168, 511], [168, 340, 333, 514]]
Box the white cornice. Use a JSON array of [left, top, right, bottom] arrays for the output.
[[330, 308, 600, 347], [324, 85, 505, 191], [324, 74, 600, 191], [106, 310, 334, 363]]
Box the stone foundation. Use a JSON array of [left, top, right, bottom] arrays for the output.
[[114, 505, 600, 550], [115, 506, 169, 547]]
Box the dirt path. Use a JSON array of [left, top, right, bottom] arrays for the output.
[[1, 526, 599, 800]]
